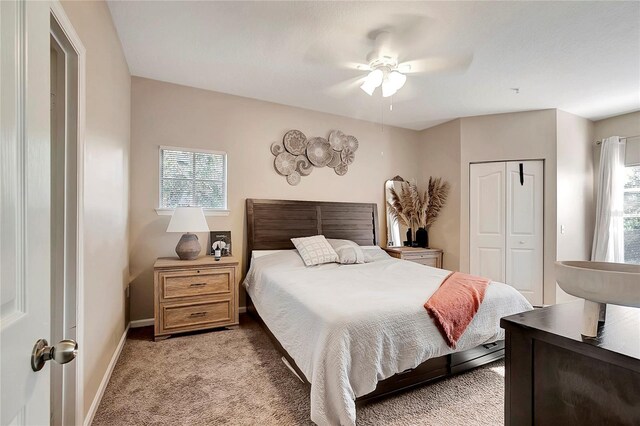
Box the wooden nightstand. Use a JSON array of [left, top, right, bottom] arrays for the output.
[[383, 247, 443, 268], [153, 256, 239, 341]]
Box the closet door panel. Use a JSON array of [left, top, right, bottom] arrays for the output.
[[470, 162, 506, 283], [506, 161, 544, 305]]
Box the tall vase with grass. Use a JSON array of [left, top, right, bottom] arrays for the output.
[[387, 177, 449, 248]]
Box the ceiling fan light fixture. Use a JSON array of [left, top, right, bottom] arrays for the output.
[[388, 71, 407, 90], [367, 69, 384, 87], [381, 79, 397, 98], [360, 81, 377, 96], [360, 69, 384, 96]]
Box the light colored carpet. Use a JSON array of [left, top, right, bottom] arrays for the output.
[[93, 316, 504, 425]]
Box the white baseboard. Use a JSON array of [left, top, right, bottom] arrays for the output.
[[84, 323, 130, 426], [129, 318, 154, 328], [239, 306, 246, 314]]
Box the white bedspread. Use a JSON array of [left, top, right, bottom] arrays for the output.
[[243, 250, 532, 426]]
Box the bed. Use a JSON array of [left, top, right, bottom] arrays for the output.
[[244, 199, 532, 426]]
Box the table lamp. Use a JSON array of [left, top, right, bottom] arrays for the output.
[[167, 207, 210, 260]]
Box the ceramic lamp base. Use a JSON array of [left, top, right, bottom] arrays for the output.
[[175, 233, 201, 260]]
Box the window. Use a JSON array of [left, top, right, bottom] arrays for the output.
[[159, 147, 227, 212], [623, 165, 640, 264]]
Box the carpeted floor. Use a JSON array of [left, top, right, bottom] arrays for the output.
[[93, 316, 505, 425]]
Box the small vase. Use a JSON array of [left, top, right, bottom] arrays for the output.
[[405, 227, 413, 246], [416, 227, 428, 248]]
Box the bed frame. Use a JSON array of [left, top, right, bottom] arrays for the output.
[[245, 198, 505, 404]]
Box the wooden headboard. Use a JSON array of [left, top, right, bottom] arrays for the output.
[[246, 199, 379, 254]]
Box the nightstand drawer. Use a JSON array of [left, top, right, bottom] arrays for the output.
[[410, 258, 439, 268], [162, 300, 232, 330], [160, 267, 234, 300], [383, 247, 443, 269], [404, 253, 437, 260]]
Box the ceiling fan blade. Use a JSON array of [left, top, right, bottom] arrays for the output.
[[367, 14, 440, 59], [303, 25, 371, 70], [400, 54, 474, 75], [351, 62, 372, 72], [325, 75, 367, 98]]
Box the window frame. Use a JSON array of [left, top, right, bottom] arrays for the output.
[[155, 145, 230, 216], [623, 164, 640, 264]]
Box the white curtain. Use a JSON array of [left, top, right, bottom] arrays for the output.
[[591, 136, 626, 262]]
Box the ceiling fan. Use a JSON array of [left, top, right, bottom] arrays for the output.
[[358, 31, 411, 98], [355, 29, 473, 98], [305, 16, 474, 99]]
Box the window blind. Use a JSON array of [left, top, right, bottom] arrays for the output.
[[160, 148, 226, 209]]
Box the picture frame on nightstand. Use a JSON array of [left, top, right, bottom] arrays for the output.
[[209, 231, 232, 256]]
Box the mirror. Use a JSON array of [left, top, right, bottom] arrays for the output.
[[385, 176, 408, 247]]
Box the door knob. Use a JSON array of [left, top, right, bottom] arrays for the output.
[[31, 339, 78, 372]]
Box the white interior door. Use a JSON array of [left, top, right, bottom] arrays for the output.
[[506, 161, 544, 305], [470, 162, 506, 282], [1, 1, 52, 424]]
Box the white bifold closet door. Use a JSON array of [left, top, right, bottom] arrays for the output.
[[470, 161, 543, 305]]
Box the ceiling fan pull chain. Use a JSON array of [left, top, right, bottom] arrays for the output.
[[380, 95, 385, 132]]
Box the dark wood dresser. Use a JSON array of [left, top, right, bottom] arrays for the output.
[[501, 301, 640, 425]]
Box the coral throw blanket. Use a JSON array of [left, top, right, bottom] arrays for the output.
[[424, 272, 491, 348]]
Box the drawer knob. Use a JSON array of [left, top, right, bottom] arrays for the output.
[[190, 312, 207, 318], [190, 282, 206, 287]]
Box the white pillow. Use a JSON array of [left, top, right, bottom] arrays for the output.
[[361, 246, 390, 263], [327, 239, 365, 264], [291, 235, 339, 266]]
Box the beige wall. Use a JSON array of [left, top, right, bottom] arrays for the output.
[[594, 111, 640, 140], [61, 0, 131, 419], [593, 111, 640, 168], [417, 109, 597, 305], [459, 110, 559, 304], [417, 119, 461, 271], [555, 110, 594, 303], [129, 77, 421, 320]]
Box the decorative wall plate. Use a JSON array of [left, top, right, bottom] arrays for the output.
[[287, 171, 301, 185], [283, 130, 307, 155], [341, 148, 355, 165], [271, 129, 359, 185], [306, 137, 332, 167], [327, 150, 342, 168], [334, 163, 348, 176], [344, 135, 359, 152], [329, 130, 345, 151], [270, 141, 285, 156], [295, 155, 313, 176], [274, 152, 297, 176]]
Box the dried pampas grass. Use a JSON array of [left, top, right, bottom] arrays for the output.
[[387, 177, 449, 230], [425, 177, 449, 228]]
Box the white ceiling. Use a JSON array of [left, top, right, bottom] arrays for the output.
[[108, 1, 640, 130]]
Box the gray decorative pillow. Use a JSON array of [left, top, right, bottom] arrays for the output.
[[291, 235, 339, 266], [327, 239, 365, 264]]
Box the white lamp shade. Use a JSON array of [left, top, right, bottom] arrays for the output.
[[166, 207, 210, 233]]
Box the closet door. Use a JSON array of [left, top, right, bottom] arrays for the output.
[[470, 162, 506, 282], [506, 161, 544, 305]]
